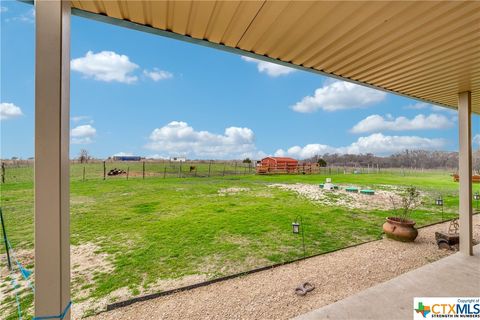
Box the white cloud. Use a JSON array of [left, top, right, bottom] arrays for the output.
[[113, 152, 133, 157], [143, 68, 173, 81], [275, 133, 445, 158], [0, 102, 23, 120], [473, 134, 480, 147], [275, 144, 335, 159], [404, 102, 431, 110], [1, 6, 8, 13], [71, 115, 93, 124], [146, 154, 169, 160], [351, 113, 454, 134], [145, 121, 265, 159], [71, 124, 96, 144], [343, 133, 445, 155], [71, 51, 139, 84], [430, 105, 457, 114], [7, 8, 34, 23], [291, 80, 386, 113], [241, 56, 296, 77], [405, 102, 457, 114]]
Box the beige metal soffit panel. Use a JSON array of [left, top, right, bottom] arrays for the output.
[[68, 0, 480, 113]]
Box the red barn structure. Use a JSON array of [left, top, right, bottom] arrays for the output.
[[257, 157, 299, 174]]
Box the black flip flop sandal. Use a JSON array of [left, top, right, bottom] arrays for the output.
[[303, 282, 315, 292], [295, 286, 307, 296]]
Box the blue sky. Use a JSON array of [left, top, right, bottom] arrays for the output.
[[1, 1, 477, 160]]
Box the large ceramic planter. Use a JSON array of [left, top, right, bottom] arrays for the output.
[[383, 217, 418, 242]]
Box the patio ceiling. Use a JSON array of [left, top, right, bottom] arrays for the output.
[[68, 1, 480, 111]]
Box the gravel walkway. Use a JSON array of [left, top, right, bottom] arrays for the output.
[[88, 216, 480, 320]]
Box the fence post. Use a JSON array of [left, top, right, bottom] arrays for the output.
[[222, 163, 226, 176], [103, 161, 106, 180], [208, 161, 212, 177], [127, 167, 129, 180], [1, 162, 5, 184], [142, 161, 145, 180], [83, 166, 85, 182], [234, 162, 237, 175], [163, 166, 167, 179], [179, 162, 182, 178]]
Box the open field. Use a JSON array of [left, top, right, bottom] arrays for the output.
[[0, 168, 472, 319]]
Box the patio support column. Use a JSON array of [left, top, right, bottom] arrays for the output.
[[458, 91, 473, 256], [35, 0, 71, 318]]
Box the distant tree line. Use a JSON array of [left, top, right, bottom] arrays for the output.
[[307, 150, 480, 171]]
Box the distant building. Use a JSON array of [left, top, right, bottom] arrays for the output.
[[170, 157, 186, 162], [112, 156, 142, 161]]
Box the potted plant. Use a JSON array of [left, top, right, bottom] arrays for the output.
[[383, 186, 421, 242]]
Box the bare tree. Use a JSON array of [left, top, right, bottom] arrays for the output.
[[78, 149, 90, 164], [304, 149, 463, 171]]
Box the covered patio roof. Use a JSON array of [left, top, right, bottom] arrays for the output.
[[67, 0, 480, 111], [28, 1, 479, 319]]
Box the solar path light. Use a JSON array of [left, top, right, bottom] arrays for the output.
[[435, 196, 444, 221], [292, 216, 306, 258], [292, 221, 300, 234], [474, 192, 480, 210]]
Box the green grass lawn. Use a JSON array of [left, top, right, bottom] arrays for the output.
[[0, 169, 470, 318]]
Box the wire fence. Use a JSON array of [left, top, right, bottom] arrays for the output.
[[1, 160, 257, 183], [0, 159, 457, 184]]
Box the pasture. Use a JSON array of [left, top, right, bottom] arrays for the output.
[[0, 164, 468, 318]]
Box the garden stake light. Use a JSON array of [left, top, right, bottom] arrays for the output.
[[292, 216, 306, 258], [435, 196, 444, 221], [292, 222, 300, 234]]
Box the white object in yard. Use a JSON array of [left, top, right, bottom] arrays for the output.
[[170, 156, 186, 162], [323, 183, 334, 190], [323, 178, 334, 190]]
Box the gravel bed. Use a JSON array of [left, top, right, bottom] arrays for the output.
[[268, 183, 402, 211], [88, 216, 480, 320]]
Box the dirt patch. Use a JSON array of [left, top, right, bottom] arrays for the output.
[[269, 183, 402, 210], [0, 242, 115, 319], [71, 196, 96, 205], [70, 243, 114, 317], [218, 187, 251, 196], [199, 253, 271, 278], [0, 247, 35, 317], [217, 234, 252, 246]]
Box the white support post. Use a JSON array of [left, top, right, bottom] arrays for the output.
[[458, 91, 473, 256], [35, 0, 71, 318]]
